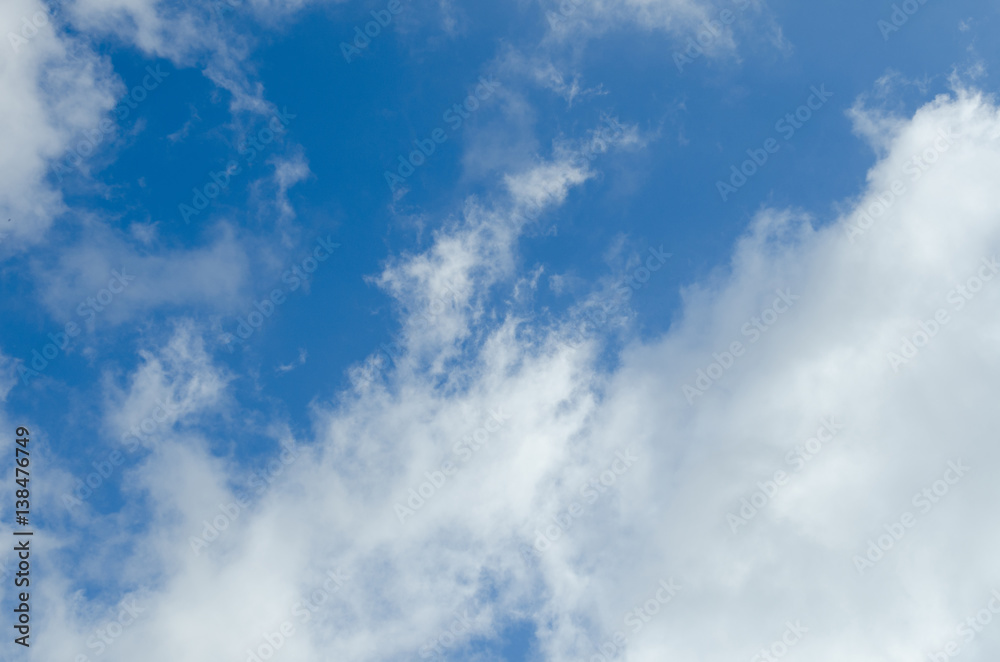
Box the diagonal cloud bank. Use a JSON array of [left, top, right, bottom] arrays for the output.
[[17, 85, 1000, 662]]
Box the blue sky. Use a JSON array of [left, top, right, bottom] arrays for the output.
[[3, 0, 1000, 660]]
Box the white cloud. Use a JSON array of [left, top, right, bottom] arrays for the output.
[[0, 0, 119, 247], [275, 347, 307, 373], [260, 150, 312, 223], [0, 0, 322, 260], [514, 0, 789, 119], [21, 83, 1000, 662], [32, 221, 252, 326], [102, 321, 232, 447], [543, 0, 718, 40]]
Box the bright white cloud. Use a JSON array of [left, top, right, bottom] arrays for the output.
[[19, 83, 1000, 662], [0, 0, 119, 247]]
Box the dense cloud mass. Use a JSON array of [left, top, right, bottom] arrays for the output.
[[1, 0, 999, 661], [5, 86, 997, 661]]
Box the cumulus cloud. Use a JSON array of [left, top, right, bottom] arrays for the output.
[[0, 0, 119, 246], [18, 82, 1000, 662]]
